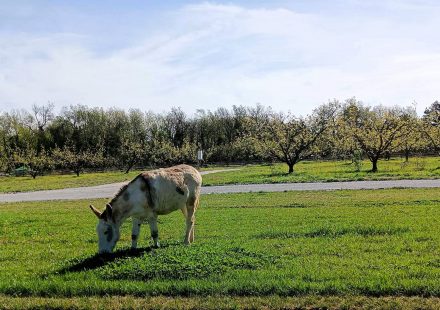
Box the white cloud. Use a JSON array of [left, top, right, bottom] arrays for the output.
[[0, 1, 439, 115]]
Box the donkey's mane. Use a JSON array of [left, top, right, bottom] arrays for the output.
[[109, 175, 142, 205]]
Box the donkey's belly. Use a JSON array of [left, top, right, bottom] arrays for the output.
[[155, 203, 185, 215], [154, 193, 187, 215]]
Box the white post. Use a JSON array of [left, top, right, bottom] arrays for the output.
[[197, 150, 203, 167]]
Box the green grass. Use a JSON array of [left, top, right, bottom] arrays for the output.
[[202, 157, 440, 185], [1, 188, 440, 300], [0, 166, 234, 193], [0, 170, 141, 193]]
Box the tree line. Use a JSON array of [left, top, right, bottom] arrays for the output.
[[0, 98, 438, 177]]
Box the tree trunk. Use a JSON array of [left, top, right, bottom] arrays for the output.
[[371, 159, 378, 172], [125, 162, 134, 174], [288, 163, 294, 174], [405, 149, 410, 162]]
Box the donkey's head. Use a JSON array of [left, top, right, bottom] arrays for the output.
[[90, 204, 120, 254]]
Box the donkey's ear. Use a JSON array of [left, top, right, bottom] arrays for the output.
[[89, 205, 102, 219], [105, 204, 113, 218]]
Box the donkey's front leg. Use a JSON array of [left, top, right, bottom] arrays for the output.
[[131, 218, 142, 249], [148, 215, 160, 248]]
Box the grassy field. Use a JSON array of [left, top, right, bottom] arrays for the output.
[[0, 165, 230, 193], [0, 188, 439, 308], [0, 157, 439, 193], [202, 157, 440, 186], [0, 170, 138, 193]]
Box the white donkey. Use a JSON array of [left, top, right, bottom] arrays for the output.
[[90, 164, 202, 254]]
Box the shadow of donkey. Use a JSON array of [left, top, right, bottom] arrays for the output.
[[56, 246, 158, 274]]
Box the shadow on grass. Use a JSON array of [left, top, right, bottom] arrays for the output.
[[56, 246, 166, 274], [268, 171, 300, 177]]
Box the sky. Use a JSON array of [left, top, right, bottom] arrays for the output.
[[1, 0, 439, 116]]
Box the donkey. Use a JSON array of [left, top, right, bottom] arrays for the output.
[[89, 164, 202, 254]]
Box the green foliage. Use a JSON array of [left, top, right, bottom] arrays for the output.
[[0, 101, 437, 176], [424, 101, 440, 124], [352, 149, 363, 172], [422, 101, 440, 155], [395, 110, 426, 161], [26, 150, 54, 179], [52, 146, 104, 176], [6, 149, 54, 179], [119, 139, 145, 173], [340, 98, 413, 172], [256, 102, 339, 173], [149, 140, 196, 166], [231, 135, 263, 161]]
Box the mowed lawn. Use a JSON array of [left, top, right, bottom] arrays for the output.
[[0, 157, 439, 193], [0, 166, 230, 193], [0, 189, 439, 308], [202, 157, 440, 186], [0, 170, 140, 193]]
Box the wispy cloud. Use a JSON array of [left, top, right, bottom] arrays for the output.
[[0, 1, 439, 115]]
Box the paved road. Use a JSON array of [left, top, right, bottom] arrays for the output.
[[0, 169, 238, 203], [0, 177, 439, 203], [202, 179, 440, 194]]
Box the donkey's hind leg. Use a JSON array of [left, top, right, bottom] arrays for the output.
[[189, 198, 199, 243], [181, 207, 191, 245], [148, 214, 160, 248], [184, 207, 194, 245], [183, 196, 198, 245], [189, 222, 195, 243], [131, 217, 142, 249]]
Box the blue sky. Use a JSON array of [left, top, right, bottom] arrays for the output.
[[1, 0, 439, 115]]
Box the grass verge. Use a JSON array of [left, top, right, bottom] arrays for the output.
[[1, 295, 440, 309]]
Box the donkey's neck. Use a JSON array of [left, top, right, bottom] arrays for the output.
[[109, 176, 146, 226], [110, 196, 134, 226]]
